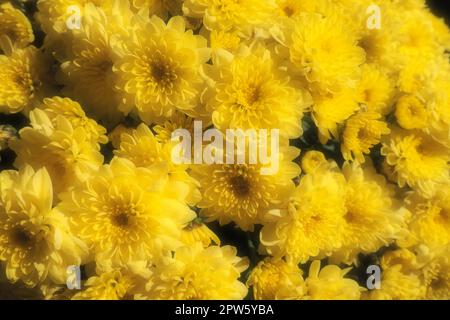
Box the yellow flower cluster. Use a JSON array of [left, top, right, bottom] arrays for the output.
[[0, 0, 449, 300]]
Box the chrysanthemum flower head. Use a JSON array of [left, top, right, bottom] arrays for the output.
[[36, 0, 105, 35], [344, 0, 398, 69], [341, 111, 390, 163], [0, 46, 53, 114], [395, 94, 429, 130], [183, 0, 275, 34], [331, 162, 407, 264], [422, 249, 450, 300], [72, 270, 133, 300], [424, 69, 450, 147], [72, 262, 151, 300], [205, 45, 310, 139], [381, 248, 420, 274], [10, 109, 103, 195], [0, 2, 34, 52], [143, 243, 248, 299], [300, 150, 327, 174], [312, 89, 359, 143], [192, 141, 301, 231], [200, 28, 241, 56], [381, 128, 450, 197], [114, 15, 210, 123], [260, 164, 346, 263], [367, 264, 425, 300], [356, 64, 395, 115], [37, 97, 108, 144], [287, 11, 365, 93], [114, 123, 201, 205], [0, 166, 87, 287], [247, 258, 305, 300], [395, 9, 441, 61], [399, 187, 450, 250], [304, 260, 363, 300], [56, 157, 196, 268], [153, 111, 196, 144], [58, 2, 134, 125]]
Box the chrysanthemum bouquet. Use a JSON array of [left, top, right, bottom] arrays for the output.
[[0, 0, 449, 300]]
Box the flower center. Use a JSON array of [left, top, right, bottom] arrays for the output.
[[283, 6, 295, 17], [230, 175, 250, 197], [112, 212, 130, 227], [150, 58, 177, 89], [97, 60, 113, 73], [237, 84, 261, 109], [431, 276, 446, 290], [9, 226, 33, 249]]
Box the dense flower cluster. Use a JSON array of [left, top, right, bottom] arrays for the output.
[[0, 0, 449, 300]]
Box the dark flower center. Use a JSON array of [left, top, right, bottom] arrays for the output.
[[112, 213, 129, 227], [230, 175, 250, 197], [9, 227, 33, 248]]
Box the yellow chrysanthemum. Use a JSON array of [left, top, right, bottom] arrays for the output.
[[288, 11, 365, 93], [260, 164, 346, 263], [381, 128, 450, 197], [10, 109, 104, 195], [395, 9, 441, 62], [381, 248, 420, 274], [247, 258, 305, 300], [331, 162, 406, 264], [72, 263, 151, 300], [0, 2, 34, 52], [424, 70, 450, 146], [0, 166, 87, 287], [0, 46, 52, 114], [153, 111, 196, 144], [395, 95, 429, 130], [37, 97, 108, 144], [368, 245, 429, 301], [206, 46, 310, 139], [108, 124, 134, 149], [114, 123, 169, 165], [72, 270, 133, 300], [346, 0, 398, 69], [56, 157, 196, 267], [202, 29, 241, 55], [182, 0, 275, 33], [304, 261, 363, 300], [341, 111, 390, 163], [356, 64, 395, 115], [114, 123, 201, 205], [367, 264, 425, 300], [58, 2, 133, 125], [191, 143, 301, 231], [114, 15, 210, 123], [312, 90, 359, 143], [422, 251, 450, 300], [300, 150, 327, 174], [142, 243, 248, 300], [36, 0, 105, 35], [400, 187, 450, 250]]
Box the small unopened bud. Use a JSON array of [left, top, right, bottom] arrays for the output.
[[0, 125, 17, 150]]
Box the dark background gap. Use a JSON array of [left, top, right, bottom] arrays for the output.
[[428, 0, 450, 23]]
